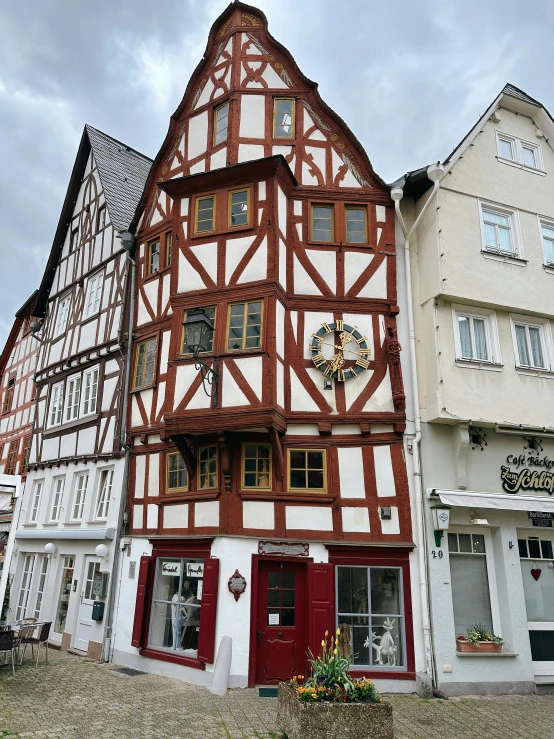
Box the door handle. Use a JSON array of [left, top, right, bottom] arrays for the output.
[[278, 631, 283, 637], [257, 630, 265, 643]]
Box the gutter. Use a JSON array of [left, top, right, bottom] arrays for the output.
[[391, 163, 444, 686]]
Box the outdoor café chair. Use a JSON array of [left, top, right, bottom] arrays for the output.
[[0, 630, 17, 676], [20, 622, 51, 668], [17, 623, 37, 665]]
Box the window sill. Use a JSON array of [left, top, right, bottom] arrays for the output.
[[481, 250, 527, 266], [239, 491, 334, 504], [22, 523, 37, 528], [456, 650, 519, 658], [496, 156, 546, 176], [144, 266, 171, 283], [139, 647, 205, 670], [543, 264, 554, 275], [42, 414, 100, 437], [131, 384, 156, 394], [455, 359, 504, 372], [159, 491, 219, 504], [515, 367, 554, 379], [190, 223, 254, 240], [42, 521, 61, 527], [63, 521, 83, 527], [81, 312, 101, 326]]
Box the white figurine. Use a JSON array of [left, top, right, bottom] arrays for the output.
[[364, 618, 398, 666]]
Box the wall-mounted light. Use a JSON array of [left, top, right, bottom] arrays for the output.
[[95, 543, 109, 560], [430, 504, 451, 547], [182, 308, 219, 407], [44, 542, 57, 557]]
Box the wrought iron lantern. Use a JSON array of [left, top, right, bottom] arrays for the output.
[[430, 503, 451, 547], [182, 308, 219, 406]]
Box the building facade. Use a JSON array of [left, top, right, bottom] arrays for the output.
[[396, 84, 554, 695], [7, 126, 151, 659], [112, 1, 420, 691]]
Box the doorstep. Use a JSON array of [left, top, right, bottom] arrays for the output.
[[67, 647, 88, 658], [535, 676, 554, 695]]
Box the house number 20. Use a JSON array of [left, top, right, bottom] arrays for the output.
[[431, 550, 443, 559]]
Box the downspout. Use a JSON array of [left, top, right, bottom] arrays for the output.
[[391, 163, 444, 685], [104, 230, 136, 663]]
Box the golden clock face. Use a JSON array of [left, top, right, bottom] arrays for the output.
[[309, 321, 371, 382]]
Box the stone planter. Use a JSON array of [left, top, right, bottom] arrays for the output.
[[456, 637, 502, 653], [277, 681, 393, 739]]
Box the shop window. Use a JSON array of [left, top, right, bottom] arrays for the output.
[[148, 239, 161, 274], [167, 452, 188, 493], [54, 555, 75, 634], [182, 306, 216, 355], [198, 446, 217, 489], [214, 102, 229, 146], [148, 557, 204, 657], [345, 206, 368, 244], [311, 204, 334, 242], [227, 300, 263, 351], [336, 566, 405, 668], [2, 377, 15, 414], [133, 337, 157, 389], [288, 449, 326, 492], [448, 532, 493, 638], [242, 443, 271, 489], [228, 189, 250, 228], [5, 439, 19, 475], [195, 195, 216, 234], [15, 553, 36, 620], [273, 98, 295, 138]]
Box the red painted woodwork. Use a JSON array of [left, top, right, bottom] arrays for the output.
[[197, 557, 220, 663], [131, 555, 153, 648], [255, 560, 307, 684], [307, 563, 335, 661]]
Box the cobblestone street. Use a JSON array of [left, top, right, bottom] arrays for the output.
[[1, 649, 554, 738]]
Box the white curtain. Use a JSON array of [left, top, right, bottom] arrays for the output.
[[450, 553, 493, 638], [472, 319, 488, 361], [515, 324, 530, 366]]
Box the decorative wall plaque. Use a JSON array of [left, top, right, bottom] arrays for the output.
[[228, 570, 247, 601], [258, 541, 309, 557]]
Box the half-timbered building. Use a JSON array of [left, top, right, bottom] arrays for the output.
[[7, 126, 151, 659], [114, 1, 416, 690]]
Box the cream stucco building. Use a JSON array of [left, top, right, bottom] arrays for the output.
[[394, 84, 554, 695]]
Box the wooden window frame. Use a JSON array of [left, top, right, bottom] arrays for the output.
[[241, 442, 272, 490], [20, 435, 31, 475], [287, 448, 327, 493], [165, 232, 172, 268], [197, 445, 218, 490], [194, 194, 217, 236], [227, 188, 251, 230], [83, 272, 104, 320], [273, 97, 296, 139], [213, 101, 230, 147], [345, 205, 369, 245], [181, 306, 216, 357], [132, 336, 158, 391], [166, 451, 189, 494], [147, 239, 161, 276], [225, 299, 264, 353], [2, 375, 15, 415], [69, 227, 79, 253], [5, 439, 19, 476], [54, 294, 71, 337], [310, 203, 335, 244], [96, 204, 106, 232]]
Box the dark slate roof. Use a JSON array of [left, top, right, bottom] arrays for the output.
[[502, 84, 541, 107], [86, 125, 152, 232]]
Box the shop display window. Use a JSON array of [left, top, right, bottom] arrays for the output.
[[55, 555, 75, 634], [148, 558, 204, 657], [448, 532, 493, 638], [336, 566, 405, 669]]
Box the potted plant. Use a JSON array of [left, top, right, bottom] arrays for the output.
[[277, 629, 393, 739], [456, 623, 504, 653]]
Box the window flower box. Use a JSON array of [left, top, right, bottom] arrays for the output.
[[456, 637, 502, 653]]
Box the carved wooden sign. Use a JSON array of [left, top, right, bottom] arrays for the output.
[[228, 570, 247, 601], [258, 541, 309, 557]]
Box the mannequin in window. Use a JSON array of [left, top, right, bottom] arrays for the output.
[[181, 591, 201, 651]]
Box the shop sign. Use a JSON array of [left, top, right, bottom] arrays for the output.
[[528, 511, 554, 528], [501, 453, 554, 495], [186, 562, 204, 578], [161, 561, 182, 577], [258, 541, 309, 557]]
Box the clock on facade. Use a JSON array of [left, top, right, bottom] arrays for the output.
[[309, 321, 371, 381]]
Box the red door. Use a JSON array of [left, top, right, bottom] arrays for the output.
[[255, 560, 307, 685]]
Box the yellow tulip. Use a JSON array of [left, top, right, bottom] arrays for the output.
[[321, 640, 325, 647], [334, 649, 338, 655], [325, 630, 328, 637], [336, 628, 341, 635]]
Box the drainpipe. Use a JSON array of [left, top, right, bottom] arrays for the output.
[[103, 230, 135, 663], [391, 163, 444, 685]]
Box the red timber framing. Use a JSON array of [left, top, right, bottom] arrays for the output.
[[0, 291, 39, 479]]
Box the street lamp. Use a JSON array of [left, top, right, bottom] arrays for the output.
[[182, 308, 219, 407], [430, 503, 451, 547]]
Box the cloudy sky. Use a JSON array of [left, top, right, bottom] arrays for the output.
[[1, 0, 552, 345]]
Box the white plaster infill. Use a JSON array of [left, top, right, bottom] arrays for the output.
[[428, 488, 554, 513]]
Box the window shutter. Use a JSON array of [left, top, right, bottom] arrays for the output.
[[197, 557, 220, 663], [308, 563, 335, 659], [131, 556, 153, 648]]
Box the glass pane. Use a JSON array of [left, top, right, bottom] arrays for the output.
[[472, 319, 488, 361], [529, 327, 545, 368], [337, 615, 370, 666], [518, 539, 529, 558], [149, 601, 177, 649], [282, 590, 295, 607], [282, 572, 295, 589], [290, 470, 306, 488], [197, 198, 214, 232], [448, 533, 458, 553], [543, 233, 554, 263], [485, 211, 510, 227], [498, 138, 514, 160], [528, 539, 541, 559], [522, 146, 537, 168], [230, 191, 249, 226], [268, 572, 280, 589], [497, 225, 512, 252], [307, 469, 324, 489], [267, 591, 280, 607], [282, 609, 295, 626], [307, 451, 323, 470], [312, 206, 333, 242], [515, 325, 530, 366], [337, 567, 369, 614], [370, 569, 401, 615], [458, 316, 472, 358], [521, 560, 554, 621], [541, 540, 553, 560], [275, 100, 293, 137], [154, 560, 182, 602], [484, 223, 497, 248], [450, 553, 493, 637], [458, 533, 472, 553], [371, 616, 403, 667], [244, 473, 257, 487], [289, 451, 306, 469], [529, 631, 554, 661], [472, 534, 486, 554], [346, 209, 366, 244]]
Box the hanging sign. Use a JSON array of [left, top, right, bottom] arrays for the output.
[[228, 570, 247, 601], [501, 454, 554, 495], [528, 511, 554, 528], [161, 561, 182, 577], [258, 541, 309, 557]]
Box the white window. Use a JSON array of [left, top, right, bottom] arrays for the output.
[[540, 219, 554, 267], [95, 469, 113, 520], [72, 473, 88, 521], [33, 556, 48, 620], [50, 477, 65, 522], [55, 294, 71, 337], [49, 382, 64, 427], [81, 367, 99, 416], [452, 305, 501, 367], [511, 317, 552, 371], [29, 480, 44, 523], [480, 202, 520, 258], [84, 273, 103, 319], [65, 374, 81, 422], [496, 131, 543, 172], [16, 553, 36, 620]]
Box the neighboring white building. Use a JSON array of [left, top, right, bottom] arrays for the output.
[[395, 84, 554, 695], [6, 127, 151, 659]]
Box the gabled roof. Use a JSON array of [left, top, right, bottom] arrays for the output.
[[0, 290, 38, 377], [35, 126, 152, 316], [393, 83, 554, 198]]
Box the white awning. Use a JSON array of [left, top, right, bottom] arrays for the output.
[[428, 488, 554, 513]]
